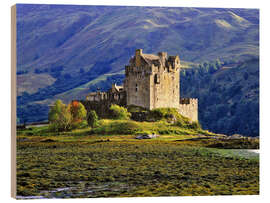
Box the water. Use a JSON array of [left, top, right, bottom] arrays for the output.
[[16, 182, 129, 199]]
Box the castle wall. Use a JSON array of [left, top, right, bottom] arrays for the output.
[[80, 92, 126, 119], [150, 69, 180, 109], [178, 98, 198, 122], [125, 66, 151, 109]]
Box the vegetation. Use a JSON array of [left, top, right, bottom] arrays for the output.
[[148, 108, 196, 127], [109, 104, 131, 120], [68, 100, 87, 128], [48, 100, 72, 132], [16, 125, 259, 198], [48, 100, 87, 131], [181, 58, 259, 136], [87, 110, 99, 128]]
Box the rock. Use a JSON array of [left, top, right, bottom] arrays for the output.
[[17, 137, 30, 142], [215, 134, 227, 137], [41, 138, 55, 142], [167, 114, 177, 124], [135, 133, 160, 139], [230, 134, 244, 139]]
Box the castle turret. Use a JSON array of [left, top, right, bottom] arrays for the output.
[[135, 49, 143, 67], [158, 52, 167, 67]]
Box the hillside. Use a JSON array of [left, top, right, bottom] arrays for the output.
[[181, 57, 259, 136], [16, 4, 259, 136]]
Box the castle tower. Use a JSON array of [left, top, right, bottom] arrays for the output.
[[124, 49, 181, 109]]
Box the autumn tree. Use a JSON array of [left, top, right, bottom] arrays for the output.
[[68, 100, 87, 127]]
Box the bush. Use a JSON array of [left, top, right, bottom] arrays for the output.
[[148, 108, 190, 123], [109, 104, 131, 120], [87, 110, 99, 128], [127, 105, 148, 113]]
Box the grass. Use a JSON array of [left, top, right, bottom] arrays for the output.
[[16, 120, 259, 198], [90, 119, 209, 136]]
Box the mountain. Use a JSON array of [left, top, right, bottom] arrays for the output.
[[16, 4, 259, 136]]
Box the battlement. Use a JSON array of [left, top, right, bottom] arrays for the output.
[[86, 83, 126, 103], [180, 98, 198, 105], [179, 98, 198, 122], [86, 91, 107, 102], [127, 49, 180, 73]]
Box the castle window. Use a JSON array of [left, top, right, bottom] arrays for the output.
[[135, 84, 138, 92], [154, 74, 160, 84]]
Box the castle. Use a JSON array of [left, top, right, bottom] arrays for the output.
[[84, 49, 198, 122]]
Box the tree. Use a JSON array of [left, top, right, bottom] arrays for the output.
[[68, 101, 87, 127], [48, 99, 72, 131], [87, 110, 98, 128]]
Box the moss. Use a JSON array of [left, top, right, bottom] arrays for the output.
[[16, 128, 259, 198]]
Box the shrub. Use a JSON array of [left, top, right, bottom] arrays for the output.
[[48, 100, 72, 131], [127, 105, 148, 113], [87, 110, 99, 128], [91, 120, 140, 135], [148, 108, 190, 123], [109, 104, 131, 120]]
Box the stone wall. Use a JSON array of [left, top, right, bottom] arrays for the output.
[[150, 69, 180, 109], [80, 91, 126, 118], [124, 65, 151, 109], [178, 98, 198, 122], [80, 100, 111, 118]]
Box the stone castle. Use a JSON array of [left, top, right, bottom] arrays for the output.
[[84, 49, 198, 122]]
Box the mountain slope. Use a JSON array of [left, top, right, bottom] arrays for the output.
[[17, 5, 259, 75], [181, 57, 259, 136]]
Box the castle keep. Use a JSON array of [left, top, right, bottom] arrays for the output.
[[84, 49, 198, 122], [125, 49, 180, 109]]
